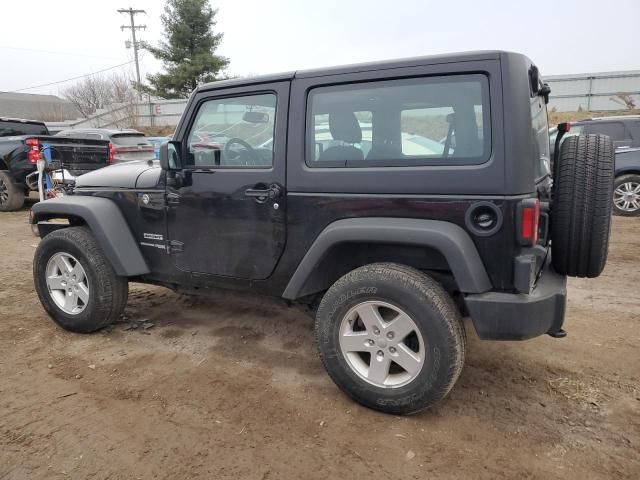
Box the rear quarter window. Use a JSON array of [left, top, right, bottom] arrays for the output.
[[306, 74, 491, 168]]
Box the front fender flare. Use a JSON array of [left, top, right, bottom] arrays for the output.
[[282, 217, 492, 299], [31, 196, 150, 277]]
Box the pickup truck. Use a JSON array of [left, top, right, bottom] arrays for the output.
[[0, 118, 110, 211]]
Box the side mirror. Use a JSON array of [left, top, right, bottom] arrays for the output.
[[159, 143, 169, 170], [159, 141, 180, 170]]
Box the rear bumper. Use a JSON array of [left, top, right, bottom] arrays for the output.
[[465, 264, 567, 340]]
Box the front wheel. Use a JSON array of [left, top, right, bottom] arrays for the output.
[[315, 263, 465, 415], [613, 174, 640, 216], [33, 227, 128, 332]]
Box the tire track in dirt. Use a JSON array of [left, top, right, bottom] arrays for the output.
[[1, 205, 638, 479]]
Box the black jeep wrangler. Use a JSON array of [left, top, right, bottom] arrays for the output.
[[31, 51, 614, 414]]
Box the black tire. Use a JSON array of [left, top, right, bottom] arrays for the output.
[[551, 134, 614, 278], [33, 227, 128, 333], [315, 263, 465, 415], [612, 174, 640, 217], [0, 170, 25, 212]]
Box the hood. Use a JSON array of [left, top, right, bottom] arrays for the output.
[[75, 160, 161, 189]]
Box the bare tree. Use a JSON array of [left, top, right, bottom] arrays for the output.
[[62, 72, 137, 118], [610, 92, 637, 110], [110, 72, 138, 104]]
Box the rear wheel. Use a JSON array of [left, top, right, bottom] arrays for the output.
[[0, 171, 25, 212], [315, 263, 465, 415], [551, 134, 614, 277], [612, 174, 640, 217], [33, 227, 128, 332]]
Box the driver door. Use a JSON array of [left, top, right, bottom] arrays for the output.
[[166, 81, 289, 280]]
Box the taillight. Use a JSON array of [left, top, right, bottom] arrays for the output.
[[518, 199, 540, 246], [108, 142, 115, 164], [558, 122, 571, 133], [25, 138, 40, 163]]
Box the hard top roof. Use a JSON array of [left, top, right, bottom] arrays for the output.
[[197, 50, 513, 93]]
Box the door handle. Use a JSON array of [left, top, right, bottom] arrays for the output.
[[244, 188, 271, 198], [244, 184, 282, 200]]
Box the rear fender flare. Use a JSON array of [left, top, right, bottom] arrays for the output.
[[282, 217, 492, 299]]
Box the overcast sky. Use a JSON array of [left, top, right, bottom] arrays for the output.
[[1, 0, 639, 96]]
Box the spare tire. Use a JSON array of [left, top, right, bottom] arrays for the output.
[[551, 134, 614, 278]]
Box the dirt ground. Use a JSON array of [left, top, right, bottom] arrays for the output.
[[1, 198, 638, 480]]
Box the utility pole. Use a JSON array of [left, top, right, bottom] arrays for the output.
[[118, 7, 146, 99]]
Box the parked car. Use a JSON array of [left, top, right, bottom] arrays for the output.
[[613, 147, 640, 215], [56, 129, 155, 164], [31, 51, 614, 414], [0, 118, 110, 211], [551, 115, 640, 150], [550, 116, 640, 215], [145, 137, 171, 160]]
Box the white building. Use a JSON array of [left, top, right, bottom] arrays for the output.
[[545, 71, 640, 112]]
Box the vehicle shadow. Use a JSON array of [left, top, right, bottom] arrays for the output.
[[115, 283, 575, 421]]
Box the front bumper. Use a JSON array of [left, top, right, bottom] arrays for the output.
[[464, 264, 567, 340]]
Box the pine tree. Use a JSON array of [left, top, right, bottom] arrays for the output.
[[145, 0, 229, 99]]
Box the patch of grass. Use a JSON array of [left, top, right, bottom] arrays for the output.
[[547, 377, 602, 404], [140, 126, 176, 137], [549, 109, 640, 126]]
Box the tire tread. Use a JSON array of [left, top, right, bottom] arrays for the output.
[[315, 262, 465, 414], [552, 134, 613, 277], [33, 227, 128, 332]]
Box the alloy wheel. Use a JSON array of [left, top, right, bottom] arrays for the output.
[[338, 301, 425, 388], [614, 181, 640, 213], [45, 252, 90, 315]]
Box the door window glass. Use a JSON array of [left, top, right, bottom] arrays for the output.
[[187, 93, 276, 168]]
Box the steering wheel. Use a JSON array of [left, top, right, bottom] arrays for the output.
[[224, 138, 260, 166]]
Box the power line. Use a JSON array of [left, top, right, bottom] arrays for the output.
[[7, 61, 135, 92], [118, 7, 146, 99]]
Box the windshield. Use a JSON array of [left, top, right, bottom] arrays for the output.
[[0, 121, 48, 137]]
